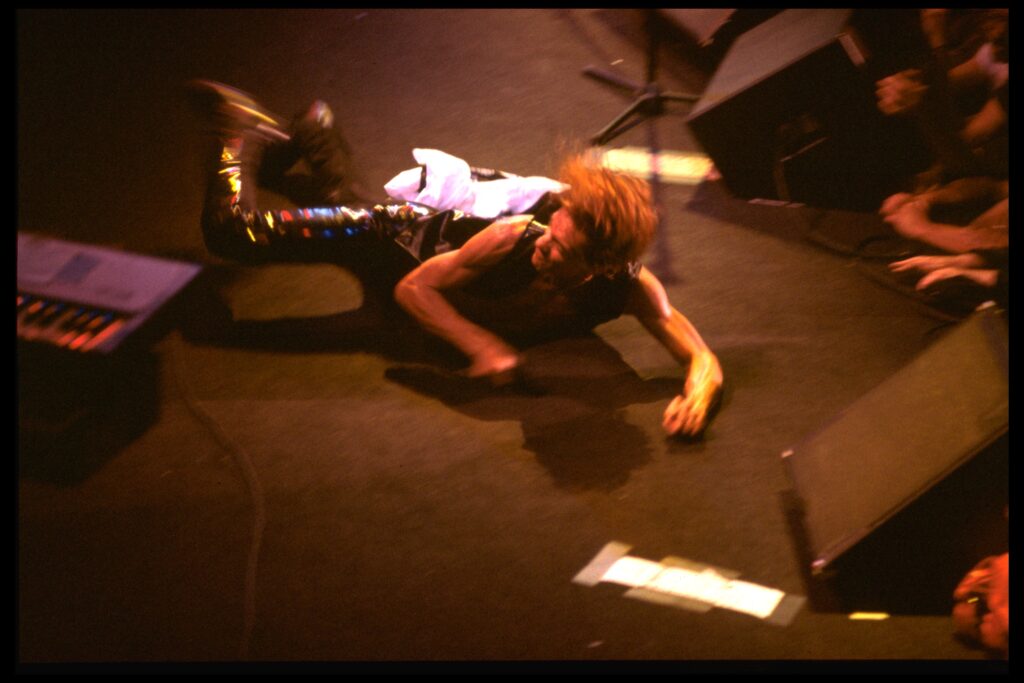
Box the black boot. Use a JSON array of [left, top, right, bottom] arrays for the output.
[[192, 82, 489, 267], [185, 79, 291, 142], [188, 84, 366, 206], [200, 131, 432, 263], [289, 100, 367, 204]]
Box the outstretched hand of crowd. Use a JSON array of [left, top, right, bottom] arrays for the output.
[[876, 69, 928, 116]]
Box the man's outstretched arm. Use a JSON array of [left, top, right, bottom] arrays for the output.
[[394, 216, 529, 384], [625, 267, 723, 437]]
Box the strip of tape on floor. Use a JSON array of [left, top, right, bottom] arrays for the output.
[[596, 147, 713, 185], [573, 542, 805, 626]]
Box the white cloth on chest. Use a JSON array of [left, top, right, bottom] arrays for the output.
[[384, 148, 567, 218]]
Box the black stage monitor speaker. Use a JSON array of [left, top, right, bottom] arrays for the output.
[[686, 9, 923, 210], [658, 9, 736, 46], [782, 308, 1008, 575]]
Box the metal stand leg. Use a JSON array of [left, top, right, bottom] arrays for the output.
[[582, 10, 700, 146]]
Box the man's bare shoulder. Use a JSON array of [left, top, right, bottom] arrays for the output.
[[457, 215, 535, 268], [487, 214, 535, 241], [625, 266, 673, 320]]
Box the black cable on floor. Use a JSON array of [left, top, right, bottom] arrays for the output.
[[769, 142, 997, 328], [776, 179, 972, 325], [168, 333, 266, 660]]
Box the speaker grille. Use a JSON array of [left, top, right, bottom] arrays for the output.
[[785, 310, 1008, 571]]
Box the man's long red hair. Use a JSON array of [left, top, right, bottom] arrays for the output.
[[557, 154, 657, 270]]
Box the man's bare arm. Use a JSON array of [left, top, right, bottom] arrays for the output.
[[946, 53, 991, 92], [962, 96, 1006, 146], [921, 177, 1009, 207], [625, 267, 723, 436], [885, 198, 1008, 253], [394, 216, 529, 381]]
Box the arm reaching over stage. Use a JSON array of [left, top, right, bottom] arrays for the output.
[[395, 216, 530, 385], [884, 197, 1008, 254], [626, 267, 723, 437]]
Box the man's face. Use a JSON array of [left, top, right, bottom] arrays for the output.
[[531, 208, 590, 276]]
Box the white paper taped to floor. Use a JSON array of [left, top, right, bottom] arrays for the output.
[[573, 542, 805, 626]]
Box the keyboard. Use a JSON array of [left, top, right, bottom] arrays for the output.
[[17, 233, 202, 354]]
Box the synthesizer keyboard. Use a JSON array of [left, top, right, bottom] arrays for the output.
[[17, 233, 202, 354]]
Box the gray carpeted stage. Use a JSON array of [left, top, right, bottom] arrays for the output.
[[18, 9, 1007, 669]]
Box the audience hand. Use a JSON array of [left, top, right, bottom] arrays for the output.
[[879, 192, 917, 216], [876, 69, 927, 116], [915, 266, 997, 292], [889, 253, 984, 274]]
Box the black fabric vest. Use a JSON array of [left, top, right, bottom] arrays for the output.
[[466, 222, 639, 328]]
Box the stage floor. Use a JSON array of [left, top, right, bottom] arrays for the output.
[[18, 9, 1007, 669]]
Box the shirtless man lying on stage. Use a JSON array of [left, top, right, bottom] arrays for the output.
[[191, 80, 723, 437]]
